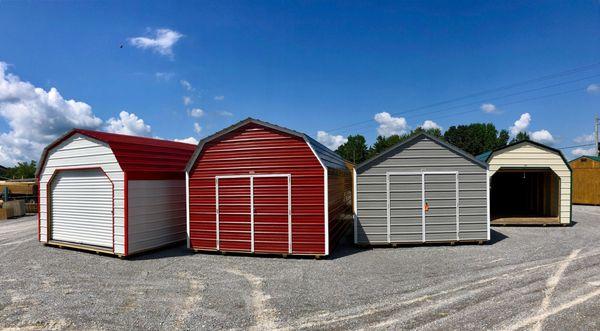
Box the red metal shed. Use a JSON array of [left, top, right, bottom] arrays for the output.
[[36, 129, 196, 256], [185, 118, 352, 257]]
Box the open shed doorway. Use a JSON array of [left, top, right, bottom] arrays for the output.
[[490, 168, 560, 225]]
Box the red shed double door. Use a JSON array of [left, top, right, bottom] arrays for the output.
[[216, 174, 292, 254]]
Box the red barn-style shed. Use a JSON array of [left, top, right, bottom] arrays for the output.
[[185, 118, 352, 257]]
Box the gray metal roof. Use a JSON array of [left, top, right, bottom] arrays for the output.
[[356, 132, 488, 171], [185, 117, 348, 173]]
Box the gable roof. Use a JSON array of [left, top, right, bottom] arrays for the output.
[[356, 132, 488, 171], [36, 129, 196, 177], [184, 118, 348, 173], [477, 139, 571, 170], [569, 155, 600, 163]]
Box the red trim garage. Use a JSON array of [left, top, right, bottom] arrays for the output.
[[186, 118, 352, 257], [36, 129, 196, 257]]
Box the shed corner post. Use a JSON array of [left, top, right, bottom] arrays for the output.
[[486, 168, 491, 241], [353, 168, 358, 244], [124, 171, 129, 256], [324, 167, 329, 256], [37, 177, 41, 242], [185, 171, 191, 249]]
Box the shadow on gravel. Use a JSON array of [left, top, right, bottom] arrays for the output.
[[329, 232, 368, 260], [130, 243, 194, 261], [488, 229, 508, 244]]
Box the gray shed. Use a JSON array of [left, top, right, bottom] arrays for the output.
[[353, 133, 489, 245]]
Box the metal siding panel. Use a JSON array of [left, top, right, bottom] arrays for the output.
[[253, 176, 290, 253], [326, 167, 352, 253], [50, 169, 113, 248], [189, 123, 326, 255], [127, 180, 187, 254]]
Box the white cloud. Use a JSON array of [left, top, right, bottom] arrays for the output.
[[509, 113, 531, 136], [480, 103, 499, 113], [374, 112, 409, 137], [530, 129, 555, 145], [189, 108, 204, 118], [180, 80, 193, 91], [129, 28, 183, 58], [217, 110, 233, 117], [174, 137, 198, 145], [574, 133, 594, 144], [214, 95, 224, 101], [155, 72, 174, 81], [105, 111, 151, 137], [587, 84, 600, 95], [183, 96, 192, 106], [0, 62, 103, 165], [194, 122, 202, 134], [317, 131, 347, 150], [572, 147, 597, 157], [420, 120, 442, 131]]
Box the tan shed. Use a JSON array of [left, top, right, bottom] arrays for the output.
[[570, 156, 600, 205], [478, 140, 571, 225]]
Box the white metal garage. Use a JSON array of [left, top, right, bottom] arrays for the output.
[[37, 129, 196, 257]]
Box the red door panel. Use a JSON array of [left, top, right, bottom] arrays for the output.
[[218, 177, 251, 252], [253, 176, 290, 253]]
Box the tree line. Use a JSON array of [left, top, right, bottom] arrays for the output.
[[1, 161, 37, 179], [335, 122, 530, 164]]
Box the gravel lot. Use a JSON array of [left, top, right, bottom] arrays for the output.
[[2, 205, 600, 330]]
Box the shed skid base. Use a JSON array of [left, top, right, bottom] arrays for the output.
[[491, 217, 562, 226], [190, 248, 327, 258], [45, 241, 114, 256], [355, 240, 486, 247]]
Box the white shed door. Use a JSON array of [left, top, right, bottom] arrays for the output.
[[50, 169, 113, 248]]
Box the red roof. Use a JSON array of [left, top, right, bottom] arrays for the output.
[[37, 129, 197, 178]]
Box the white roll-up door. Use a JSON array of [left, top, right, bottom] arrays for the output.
[[50, 169, 113, 248]]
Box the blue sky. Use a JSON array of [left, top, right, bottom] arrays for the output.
[[0, 1, 599, 165]]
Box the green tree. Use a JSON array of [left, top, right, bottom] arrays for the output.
[[5, 161, 37, 179], [413, 126, 443, 138], [496, 129, 510, 148], [510, 131, 530, 144], [335, 134, 369, 164], [444, 123, 508, 156], [369, 134, 404, 158]]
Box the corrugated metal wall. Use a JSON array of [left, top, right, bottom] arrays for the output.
[[39, 134, 125, 254], [327, 167, 353, 251], [488, 142, 571, 224], [127, 180, 187, 254], [188, 123, 327, 255], [355, 136, 488, 244], [50, 169, 114, 248]]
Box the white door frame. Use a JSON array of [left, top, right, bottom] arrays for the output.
[[215, 174, 292, 253], [386, 171, 459, 243]]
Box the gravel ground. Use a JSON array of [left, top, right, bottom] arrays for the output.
[[2, 205, 600, 330]]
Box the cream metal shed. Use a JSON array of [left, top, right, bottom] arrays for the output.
[[478, 140, 572, 225]]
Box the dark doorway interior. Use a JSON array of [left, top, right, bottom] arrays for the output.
[[491, 169, 559, 224]]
